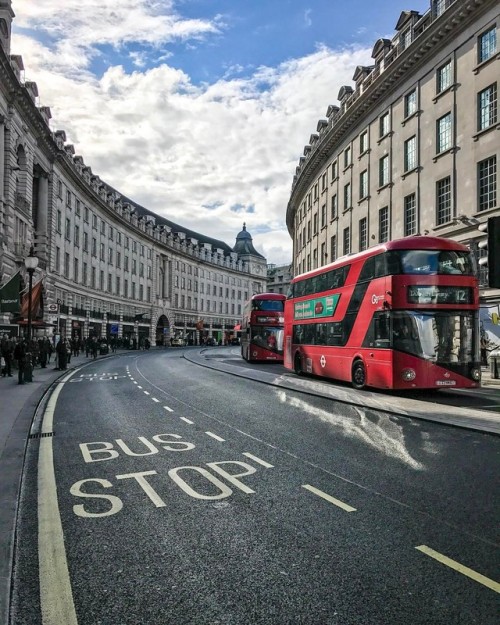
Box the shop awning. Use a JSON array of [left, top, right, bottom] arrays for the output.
[[233, 324, 241, 331], [0, 271, 22, 313]]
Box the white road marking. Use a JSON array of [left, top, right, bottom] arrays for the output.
[[137, 385, 143, 389], [205, 431, 225, 442], [143, 391, 150, 396], [133, 381, 138, 385], [152, 398, 160, 403], [416, 545, 500, 593], [180, 417, 194, 424], [38, 373, 79, 625], [242, 452, 274, 468], [302, 484, 356, 512], [163, 406, 174, 412]]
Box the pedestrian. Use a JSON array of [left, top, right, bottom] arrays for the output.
[[38, 338, 48, 368], [1, 334, 14, 377], [91, 337, 98, 360], [13, 338, 27, 384], [56, 338, 68, 370], [480, 336, 488, 367]]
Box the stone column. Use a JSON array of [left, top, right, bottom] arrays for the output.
[[0, 115, 5, 206], [66, 294, 73, 340]]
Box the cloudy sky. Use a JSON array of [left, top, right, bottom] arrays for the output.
[[11, 0, 429, 264]]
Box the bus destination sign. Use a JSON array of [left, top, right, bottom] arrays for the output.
[[294, 295, 340, 320], [407, 286, 473, 304]]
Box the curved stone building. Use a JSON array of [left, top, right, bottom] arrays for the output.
[[287, 0, 499, 307], [0, 1, 267, 345]]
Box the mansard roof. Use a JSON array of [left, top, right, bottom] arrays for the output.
[[233, 223, 265, 259], [371, 38, 392, 58]]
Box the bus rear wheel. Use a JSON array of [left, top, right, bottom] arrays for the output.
[[352, 360, 366, 390], [294, 353, 303, 375]]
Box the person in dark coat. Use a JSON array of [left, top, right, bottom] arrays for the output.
[[1, 335, 14, 377], [56, 339, 68, 370], [14, 338, 27, 384], [38, 338, 48, 368]]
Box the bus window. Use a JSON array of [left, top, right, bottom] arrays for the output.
[[363, 312, 390, 348]]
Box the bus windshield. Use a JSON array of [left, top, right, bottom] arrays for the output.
[[392, 250, 475, 275], [252, 300, 285, 311], [392, 311, 476, 364]]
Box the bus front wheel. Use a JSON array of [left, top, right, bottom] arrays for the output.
[[294, 353, 303, 375], [352, 360, 366, 390]]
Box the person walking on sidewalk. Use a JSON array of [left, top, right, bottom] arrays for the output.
[[56, 338, 68, 370], [1, 334, 14, 377], [13, 338, 27, 384]]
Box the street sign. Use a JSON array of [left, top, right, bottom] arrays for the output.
[[47, 303, 59, 313]]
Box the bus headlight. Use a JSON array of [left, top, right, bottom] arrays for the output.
[[402, 368, 416, 382], [471, 368, 480, 381]]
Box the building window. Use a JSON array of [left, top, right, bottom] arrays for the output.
[[343, 227, 350, 255], [331, 160, 338, 180], [55, 246, 60, 271], [75, 199, 81, 216], [436, 113, 452, 153], [132, 259, 137, 275], [359, 217, 367, 251], [321, 204, 326, 228], [344, 183, 351, 211], [116, 251, 121, 268], [100, 220, 106, 235], [83, 232, 88, 252], [56, 210, 62, 233], [100, 271, 104, 291], [91, 267, 96, 289], [107, 273, 112, 293], [92, 214, 97, 230], [379, 112, 390, 138], [313, 248, 318, 269], [313, 213, 318, 235], [74, 224, 80, 247], [404, 193, 417, 236], [379, 206, 389, 243], [116, 276, 120, 296], [92, 237, 97, 257], [64, 253, 70, 278], [321, 172, 327, 191], [404, 89, 417, 118], [100, 242, 105, 261], [478, 26, 497, 64], [434, 0, 453, 18], [140, 285, 144, 301], [321, 242, 326, 264], [73, 258, 79, 282], [436, 60, 452, 93], [331, 194, 338, 220], [400, 28, 411, 51], [404, 135, 417, 172], [359, 131, 368, 154], [84, 206, 89, 223], [379, 155, 390, 187], [109, 226, 114, 241], [66, 190, 72, 207], [57, 180, 62, 198], [436, 176, 452, 225], [108, 248, 113, 265], [343, 146, 351, 168], [65, 218, 71, 241], [330, 235, 337, 262], [359, 170, 368, 199], [83, 262, 88, 286], [124, 279, 128, 297], [478, 84, 497, 131], [478, 156, 497, 212]]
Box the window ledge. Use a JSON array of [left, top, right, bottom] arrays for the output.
[[330, 176, 339, 184], [473, 123, 500, 142], [401, 166, 421, 180], [433, 83, 457, 104], [377, 182, 393, 194], [473, 52, 500, 75], [357, 196, 370, 205], [401, 110, 421, 126], [330, 216, 339, 223], [433, 147, 456, 163], [377, 131, 393, 145], [358, 149, 371, 160], [343, 164, 353, 173], [342, 207, 353, 215]]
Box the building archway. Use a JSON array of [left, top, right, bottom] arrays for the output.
[[156, 314, 170, 346]]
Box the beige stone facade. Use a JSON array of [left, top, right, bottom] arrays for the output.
[[0, 2, 267, 344], [287, 0, 499, 306]]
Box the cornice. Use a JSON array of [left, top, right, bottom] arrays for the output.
[[286, 0, 496, 234]]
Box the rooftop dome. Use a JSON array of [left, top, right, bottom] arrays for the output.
[[233, 223, 265, 259]]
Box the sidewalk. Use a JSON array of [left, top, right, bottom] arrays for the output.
[[0, 349, 126, 625]]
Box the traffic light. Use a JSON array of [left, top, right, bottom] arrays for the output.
[[478, 216, 500, 288]]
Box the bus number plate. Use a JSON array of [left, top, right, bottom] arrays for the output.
[[436, 380, 456, 386]]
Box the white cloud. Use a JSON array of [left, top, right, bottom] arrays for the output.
[[12, 2, 372, 264]]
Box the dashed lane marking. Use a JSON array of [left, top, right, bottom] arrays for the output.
[[205, 431, 225, 442], [163, 406, 174, 412], [152, 398, 160, 403], [416, 545, 500, 594], [242, 452, 274, 468], [180, 417, 194, 424], [302, 484, 356, 512]]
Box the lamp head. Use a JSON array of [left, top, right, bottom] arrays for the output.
[[25, 247, 39, 271]]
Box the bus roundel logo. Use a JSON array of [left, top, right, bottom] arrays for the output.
[[320, 355, 326, 368]]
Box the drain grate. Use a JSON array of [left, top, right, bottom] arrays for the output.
[[29, 432, 55, 439]]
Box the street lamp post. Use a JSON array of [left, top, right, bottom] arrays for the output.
[[24, 247, 39, 382]]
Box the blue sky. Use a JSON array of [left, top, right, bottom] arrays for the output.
[[12, 0, 430, 263]]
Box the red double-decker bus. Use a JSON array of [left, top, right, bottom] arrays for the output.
[[241, 293, 286, 362], [284, 236, 481, 390]]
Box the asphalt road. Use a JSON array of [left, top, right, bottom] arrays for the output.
[[10, 349, 500, 625]]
